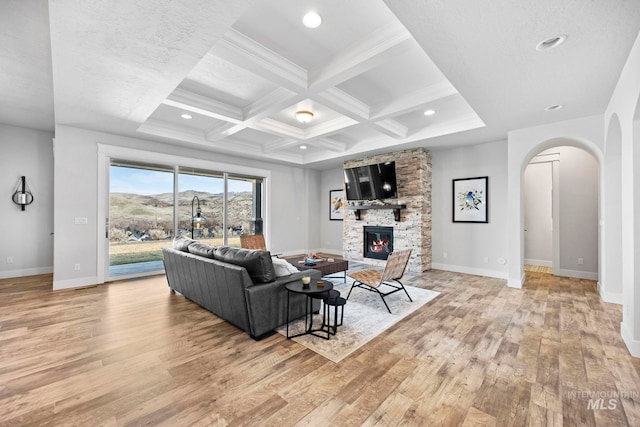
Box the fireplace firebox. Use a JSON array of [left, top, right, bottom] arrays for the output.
[[363, 226, 394, 260]]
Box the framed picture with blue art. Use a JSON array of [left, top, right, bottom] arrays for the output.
[[329, 189, 344, 220], [452, 176, 488, 223]]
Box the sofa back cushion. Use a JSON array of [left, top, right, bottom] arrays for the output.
[[187, 242, 215, 259], [173, 236, 195, 252], [214, 246, 275, 283]]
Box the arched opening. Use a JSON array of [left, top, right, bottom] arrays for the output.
[[523, 144, 599, 280]]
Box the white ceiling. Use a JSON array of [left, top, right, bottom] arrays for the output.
[[2, 0, 640, 169]]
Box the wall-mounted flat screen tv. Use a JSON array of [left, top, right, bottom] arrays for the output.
[[344, 161, 397, 201]]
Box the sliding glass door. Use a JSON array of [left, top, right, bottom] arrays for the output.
[[108, 160, 174, 276], [107, 158, 265, 278]]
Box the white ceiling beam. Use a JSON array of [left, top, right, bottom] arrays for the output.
[[369, 118, 408, 139], [212, 28, 307, 91], [304, 116, 359, 140], [217, 88, 303, 139], [243, 87, 300, 119], [138, 119, 304, 164], [313, 87, 370, 121], [204, 121, 237, 141], [164, 88, 243, 123], [138, 119, 207, 145], [307, 24, 414, 90], [252, 118, 305, 139], [262, 138, 301, 152], [312, 138, 347, 152]]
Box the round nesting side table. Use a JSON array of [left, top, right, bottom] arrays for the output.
[[285, 280, 333, 340]]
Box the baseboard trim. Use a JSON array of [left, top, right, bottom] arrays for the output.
[[524, 259, 552, 267], [555, 268, 598, 281], [431, 262, 508, 280], [313, 248, 343, 256], [621, 321, 640, 358], [53, 276, 101, 290], [0, 266, 53, 280], [597, 282, 623, 305], [508, 274, 525, 289], [279, 249, 343, 258]]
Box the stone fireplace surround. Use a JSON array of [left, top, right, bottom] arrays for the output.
[[343, 148, 432, 273]]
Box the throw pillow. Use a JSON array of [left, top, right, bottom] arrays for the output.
[[187, 242, 215, 259], [213, 246, 276, 283], [271, 257, 300, 277], [173, 235, 195, 252]]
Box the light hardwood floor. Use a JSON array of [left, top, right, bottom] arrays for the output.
[[1, 270, 639, 426]]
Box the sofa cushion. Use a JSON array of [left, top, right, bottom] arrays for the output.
[[271, 257, 300, 277], [173, 236, 195, 252], [214, 246, 276, 283], [187, 242, 215, 259]]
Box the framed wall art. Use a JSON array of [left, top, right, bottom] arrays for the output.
[[452, 176, 488, 223], [329, 189, 344, 221]]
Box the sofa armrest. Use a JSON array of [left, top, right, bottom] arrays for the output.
[[244, 269, 322, 338]]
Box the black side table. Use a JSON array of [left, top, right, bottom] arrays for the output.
[[322, 290, 346, 335], [285, 280, 334, 340]]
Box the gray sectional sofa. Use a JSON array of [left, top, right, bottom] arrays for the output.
[[162, 237, 321, 339]]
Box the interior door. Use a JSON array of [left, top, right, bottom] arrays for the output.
[[524, 161, 553, 267]]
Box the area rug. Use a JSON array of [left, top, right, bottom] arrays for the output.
[[276, 279, 440, 363]]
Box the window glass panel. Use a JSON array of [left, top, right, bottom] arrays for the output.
[[109, 160, 174, 276], [227, 175, 263, 248], [178, 168, 224, 247]]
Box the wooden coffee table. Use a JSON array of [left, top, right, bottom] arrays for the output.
[[285, 256, 349, 283]]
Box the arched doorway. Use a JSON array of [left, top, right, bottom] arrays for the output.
[[507, 131, 604, 290], [523, 145, 599, 280]]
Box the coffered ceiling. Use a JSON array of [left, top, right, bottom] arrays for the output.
[[139, 0, 483, 165], [3, 0, 640, 168]]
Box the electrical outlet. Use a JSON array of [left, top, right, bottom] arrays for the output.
[[74, 217, 88, 225], [6, 257, 13, 264], [578, 258, 584, 265], [443, 252, 448, 259], [483, 256, 489, 264], [74, 263, 81, 271]]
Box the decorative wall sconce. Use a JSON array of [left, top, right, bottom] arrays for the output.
[[12, 176, 34, 211], [191, 195, 206, 239]]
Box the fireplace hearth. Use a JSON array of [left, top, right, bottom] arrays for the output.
[[363, 226, 394, 260]]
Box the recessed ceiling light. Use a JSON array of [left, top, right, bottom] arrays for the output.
[[299, 145, 308, 150], [296, 110, 314, 123], [536, 34, 567, 51], [181, 113, 193, 120], [423, 109, 436, 116], [302, 11, 322, 29], [545, 104, 564, 111]]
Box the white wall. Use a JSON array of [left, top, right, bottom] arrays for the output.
[[52, 125, 321, 289], [318, 166, 345, 254], [431, 140, 509, 279], [555, 146, 599, 278], [0, 124, 54, 279], [605, 29, 640, 357]]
